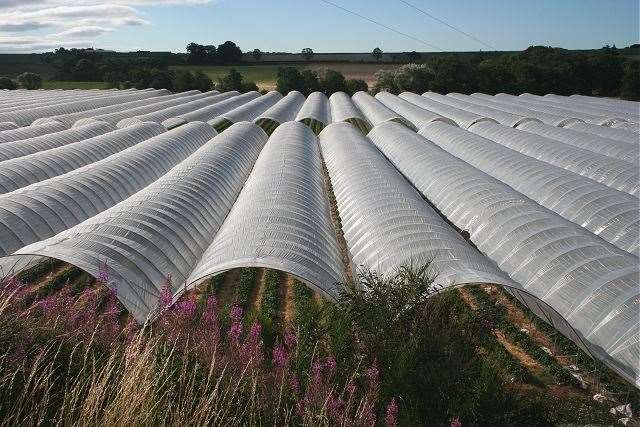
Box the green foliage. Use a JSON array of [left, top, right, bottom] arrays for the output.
[[319, 69, 347, 95], [217, 41, 243, 64], [259, 269, 280, 346], [173, 69, 212, 92], [236, 268, 257, 308], [216, 68, 256, 93], [301, 47, 314, 61], [0, 76, 16, 90], [277, 67, 367, 96], [345, 78, 368, 94], [372, 47, 383, 61], [252, 48, 262, 61], [372, 45, 635, 96], [17, 72, 42, 89], [621, 60, 640, 100]]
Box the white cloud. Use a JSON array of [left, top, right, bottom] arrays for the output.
[[0, 0, 215, 52]]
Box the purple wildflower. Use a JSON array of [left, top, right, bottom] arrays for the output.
[[272, 344, 288, 369], [450, 417, 463, 427], [158, 274, 173, 310], [385, 398, 399, 427]]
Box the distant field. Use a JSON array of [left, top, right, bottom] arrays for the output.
[[42, 81, 109, 90], [171, 62, 400, 90]]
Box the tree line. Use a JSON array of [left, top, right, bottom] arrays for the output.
[[371, 45, 640, 100]]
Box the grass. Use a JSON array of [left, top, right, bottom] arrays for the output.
[[0, 264, 633, 426]]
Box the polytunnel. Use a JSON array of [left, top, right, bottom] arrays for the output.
[[159, 91, 258, 129], [254, 90, 306, 135], [8, 123, 267, 321], [0, 122, 17, 131], [208, 91, 282, 132], [612, 121, 640, 133], [398, 92, 496, 129], [185, 121, 346, 302], [351, 91, 414, 129], [318, 122, 514, 286], [517, 120, 639, 163], [514, 93, 637, 124], [0, 122, 165, 194], [0, 89, 168, 126], [465, 93, 582, 127], [0, 121, 67, 144], [0, 121, 114, 162], [494, 93, 625, 126], [563, 121, 639, 144], [419, 122, 639, 255], [568, 94, 640, 117], [77, 91, 219, 127], [119, 91, 241, 129], [375, 92, 457, 129], [368, 121, 639, 387], [469, 121, 639, 196], [0, 90, 133, 115], [328, 92, 371, 133], [34, 90, 201, 128], [295, 91, 331, 134], [0, 122, 216, 263], [423, 92, 541, 127]]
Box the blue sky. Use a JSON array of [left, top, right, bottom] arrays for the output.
[[1, 0, 638, 53]]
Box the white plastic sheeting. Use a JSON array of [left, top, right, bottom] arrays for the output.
[[465, 93, 582, 126], [0, 121, 67, 144], [159, 92, 258, 129], [470, 121, 639, 196], [295, 91, 331, 125], [0, 122, 165, 194], [319, 122, 514, 286], [495, 93, 625, 126], [398, 92, 496, 129], [563, 121, 639, 145], [352, 91, 413, 128], [0, 121, 114, 162], [375, 92, 457, 128], [117, 91, 240, 128], [76, 91, 219, 127], [34, 91, 202, 128], [519, 93, 637, 124], [329, 92, 368, 123], [0, 122, 216, 260], [255, 91, 305, 124], [368, 121, 639, 387], [211, 91, 283, 124], [12, 123, 267, 321], [0, 122, 17, 131], [0, 89, 168, 126], [419, 122, 639, 255], [612, 121, 640, 133], [186, 121, 345, 300], [517, 121, 639, 163], [423, 92, 541, 127]]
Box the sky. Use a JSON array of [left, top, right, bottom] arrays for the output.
[[0, 0, 638, 53]]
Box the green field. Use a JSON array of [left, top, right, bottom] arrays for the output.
[[42, 81, 109, 90], [170, 64, 284, 90]]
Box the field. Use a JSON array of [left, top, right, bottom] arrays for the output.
[[0, 88, 637, 425], [170, 63, 400, 90]]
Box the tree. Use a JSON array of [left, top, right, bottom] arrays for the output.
[[216, 69, 243, 92], [72, 59, 100, 81], [407, 51, 421, 63], [17, 72, 42, 90], [319, 69, 347, 95], [252, 49, 263, 61], [0, 76, 17, 90], [276, 67, 320, 95], [186, 42, 207, 64], [345, 78, 368, 95], [217, 41, 242, 64], [372, 47, 383, 61], [173, 70, 197, 92], [301, 48, 314, 61], [620, 60, 640, 100], [300, 69, 321, 94], [392, 64, 434, 94], [193, 70, 213, 92]]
